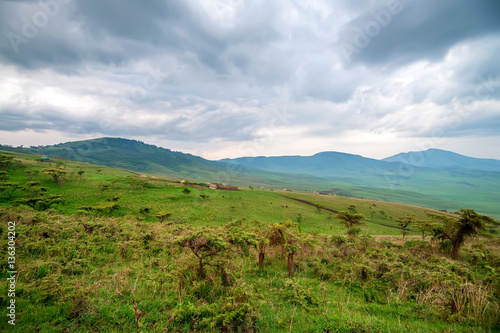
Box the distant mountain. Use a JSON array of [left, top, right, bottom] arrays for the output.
[[221, 151, 402, 178], [221, 150, 500, 218], [0, 137, 333, 187], [383, 149, 500, 172], [2, 139, 499, 218]]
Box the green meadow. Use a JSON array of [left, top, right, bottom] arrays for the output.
[[3, 138, 499, 220], [0, 150, 499, 332]]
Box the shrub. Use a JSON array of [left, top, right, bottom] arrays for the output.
[[154, 210, 172, 222]]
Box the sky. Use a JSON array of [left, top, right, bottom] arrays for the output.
[[1, 0, 500, 160]]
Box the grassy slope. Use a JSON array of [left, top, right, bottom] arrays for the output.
[[4, 138, 500, 220], [0, 149, 464, 236], [224, 156, 500, 220], [0, 151, 499, 332]]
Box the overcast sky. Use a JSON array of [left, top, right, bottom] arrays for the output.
[[1, 0, 500, 160]]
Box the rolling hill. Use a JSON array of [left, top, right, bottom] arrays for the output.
[[2, 138, 500, 218], [0, 138, 339, 190], [383, 148, 500, 172], [1, 137, 223, 178], [220, 151, 402, 178], [221, 151, 500, 219], [1, 149, 498, 332]]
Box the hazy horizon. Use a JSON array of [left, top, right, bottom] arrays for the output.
[[1, 1, 499, 160], [3, 135, 500, 162]]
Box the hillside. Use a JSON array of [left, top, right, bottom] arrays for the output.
[[383, 148, 500, 172], [222, 151, 500, 219], [0, 150, 499, 332], [0, 138, 342, 191], [0, 149, 455, 234], [2, 139, 500, 219], [221, 152, 402, 178], [1, 137, 224, 178]]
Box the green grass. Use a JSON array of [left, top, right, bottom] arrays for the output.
[[0, 151, 499, 332], [0, 149, 464, 236], [3, 138, 500, 220]]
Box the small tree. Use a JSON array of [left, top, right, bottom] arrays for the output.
[[347, 205, 357, 214], [268, 220, 305, 277], [42, 167, 67, 185], [0, 171, 8, 181], [285, 243, 301, 277], [226, 227, 259, 259], [77, 170, 85, 179], [0, 155, 13, 171], [414, 220, 438, 240], [429, 209, 486, 260], [11, 160, 26, 173], [15, 195, 64, 211], [154, 210, 172, 222], [177, 232, 227, 278], [25, 170, 39, 181], [337, 211, 365, 236], [182, 187, 191, 198], [0, 182, 20, 199], [92, 202, 119, 216], [128, 178, 146, 193], [98, 183, 110, 199], [24, 182, 44, 198], [396, 214, 414, 239], [257, 236, 270, 269]]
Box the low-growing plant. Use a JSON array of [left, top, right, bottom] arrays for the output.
[[280, 278, 319, 311], [98, 183, 110, 199], [154, 210, 172, 222], [182, 187, 191, 198]]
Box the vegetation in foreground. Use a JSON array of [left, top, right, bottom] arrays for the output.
[[0, 151, 499, 332]]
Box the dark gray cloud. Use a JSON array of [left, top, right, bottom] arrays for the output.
[[339, 0, 500, 66], [0, 0, 499, 159]]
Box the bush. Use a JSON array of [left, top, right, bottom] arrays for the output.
[[154, 210, 172, 222], [279, 278, 319, 310]]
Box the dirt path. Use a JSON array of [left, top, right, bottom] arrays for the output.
[[279, 195, 406, 231], [280, 195, 340, 214]]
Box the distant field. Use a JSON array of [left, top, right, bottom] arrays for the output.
[[0, 149, 466, 236], [3, 138, 499, 220]]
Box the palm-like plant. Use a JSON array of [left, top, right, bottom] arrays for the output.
[[430, 209, 486, 259]]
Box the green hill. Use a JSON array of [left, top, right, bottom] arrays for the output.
[[222, 151, 500, 219], [221, 151, 400, 177], [1, 137, 224, 179], [0, 150, 499, 332], [2, 138, 500, 219], [383, 148, 500, 172]]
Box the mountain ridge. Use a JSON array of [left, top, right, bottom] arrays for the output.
[[1, 137, 499, 218], [383, 148, 500, 172], [220, 151, 405, 178]]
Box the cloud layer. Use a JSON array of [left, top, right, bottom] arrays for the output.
[[1, 0, 499, 159]]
